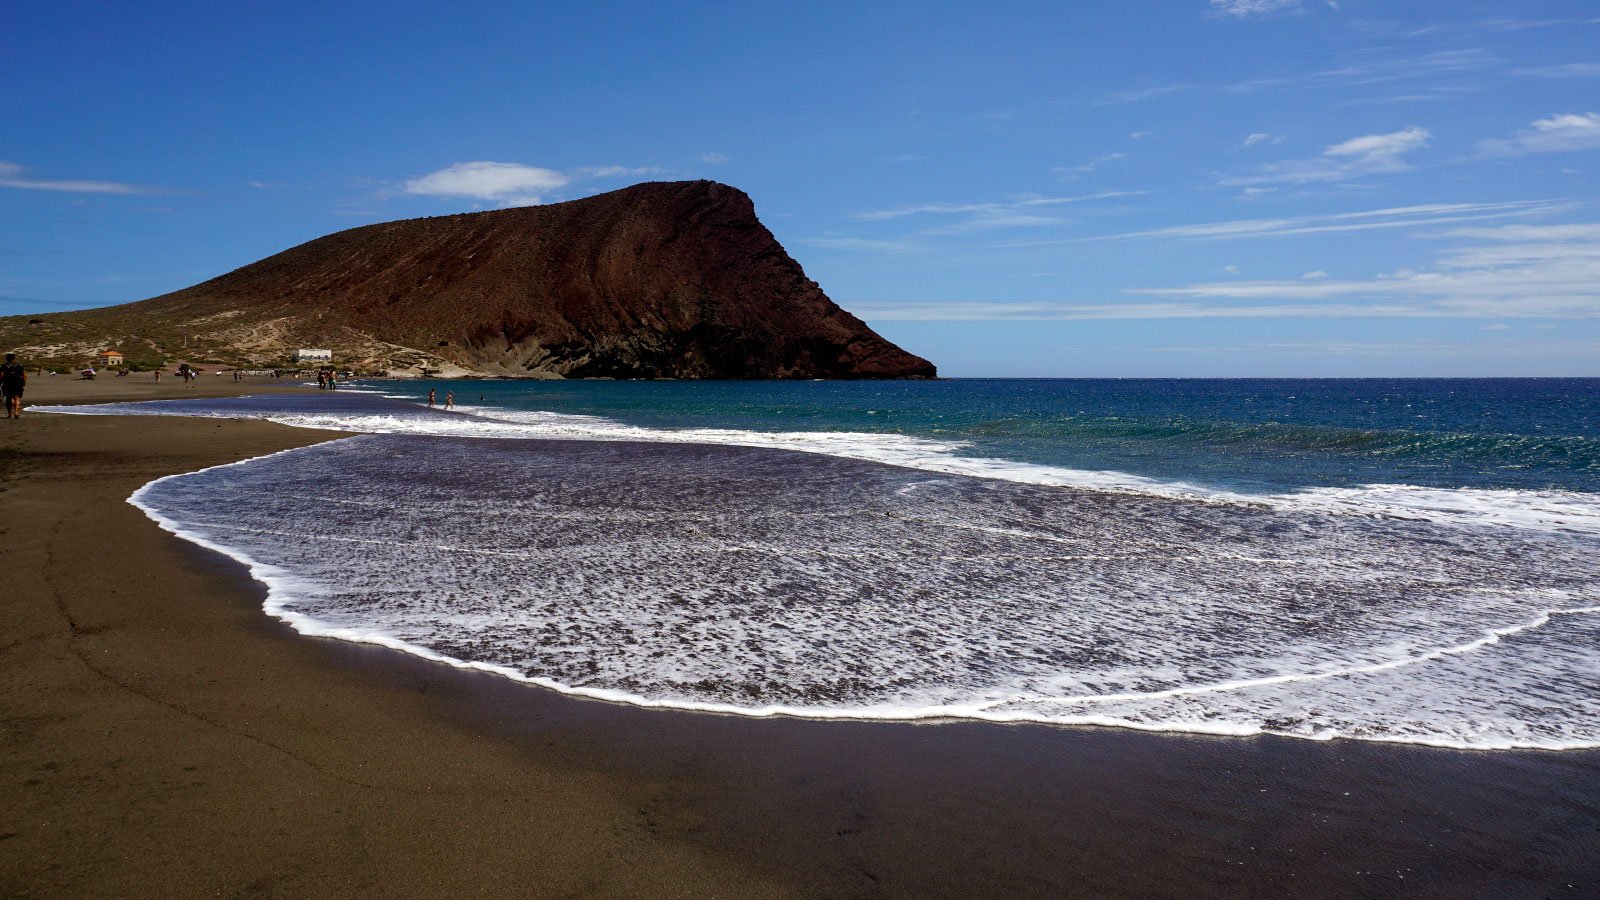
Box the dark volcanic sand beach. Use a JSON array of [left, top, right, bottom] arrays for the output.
[[3, 378, 1599, 897]]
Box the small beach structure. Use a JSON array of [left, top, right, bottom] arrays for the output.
[[292, 348, 333, 363], [97, 349, 124, 367]]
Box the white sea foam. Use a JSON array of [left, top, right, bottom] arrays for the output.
[[112, 424, 1600, 751]]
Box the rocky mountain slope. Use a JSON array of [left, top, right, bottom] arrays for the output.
[[1, 181, 935, 379]]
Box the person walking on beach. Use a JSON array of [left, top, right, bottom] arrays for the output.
[[327, 370, 337, 390], [444, 391, 454, 410], [427, 388, 436, 407], [153, 368, 161, 382], [2, 353, 26, 419]]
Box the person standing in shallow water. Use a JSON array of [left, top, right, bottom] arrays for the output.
[[427, 389, 436, 407], [445, 391, 454, 410], [2, 353, 26, 419]]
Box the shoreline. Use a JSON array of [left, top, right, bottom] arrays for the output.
[[4, 379, 1599, 896]]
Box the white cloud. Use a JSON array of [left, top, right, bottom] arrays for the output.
[[1129, 131, 1152, 140], [1001, 199, 1558, 247], [1241, 132, 1281, 147], [1221, 126, 1429, 185], [1223, 265, 1242, 274], [1478, 112, 1600, 157], [403, 162, 570, 204], [1302, 270, 1329, 279], [1209, 0, 1300, 17], [0, 161, 148, 194], [701, 152, 730, 164]]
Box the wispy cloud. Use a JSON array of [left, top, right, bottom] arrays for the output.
[[1222, 50, 1494, 102], [1242, 132, 1282, 147], [700, 152, 730, 165], [1477, 112, 1600, 158], [1332, 86, 1478, 107], [1478, 16, 1600, 32], [1055, 153, 1126, 176], [807, 192, 1148, 254], [851, 191, 1143, 222], [1120, 222, 1600, 319], [575, 165, 663, 178], [1001, 199, 1557, 247], [1219, 126, 1429, 186], [1060, 338, 1600, 360], [1513, 63, 1600, 78], [1095, 84, 1195, 105], [848, 299, 1445, 321], [1209, 0, 1300, 18], [0, 161, 150, 195], [0, 295, 95, 311], [796, 237, 926, 255], [1097, 48, 1493, 107]]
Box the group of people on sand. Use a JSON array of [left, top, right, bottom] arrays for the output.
[[316, 368, 338, 390], [426, 388, 454, 410]]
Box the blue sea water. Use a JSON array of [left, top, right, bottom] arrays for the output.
[[388, 377, 1600, 494], [42, 378, 1600, 749]]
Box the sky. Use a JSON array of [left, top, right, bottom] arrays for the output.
[[3, 0, 1598, 377]]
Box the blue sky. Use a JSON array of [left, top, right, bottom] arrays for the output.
[[3, 0, 1598, 376]]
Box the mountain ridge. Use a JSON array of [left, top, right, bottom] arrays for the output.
[[1, 180, 935, 379]]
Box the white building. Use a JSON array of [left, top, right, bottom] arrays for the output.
[[292, 348, 333, 363]]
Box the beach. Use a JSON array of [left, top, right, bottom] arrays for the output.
[[4, 378, 1599, 898]]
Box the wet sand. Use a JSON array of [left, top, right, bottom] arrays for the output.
[[3, 379, 1598, 897]]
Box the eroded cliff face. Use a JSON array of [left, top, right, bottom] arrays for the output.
[[40, 180, 934, 378]]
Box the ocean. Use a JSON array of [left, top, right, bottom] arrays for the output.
[[44, 377, 1600, 750]]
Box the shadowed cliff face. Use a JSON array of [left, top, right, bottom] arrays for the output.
[[23, 180, 933, 379]]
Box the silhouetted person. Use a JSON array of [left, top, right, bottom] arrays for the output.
[[2, 353, 26, 419]]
